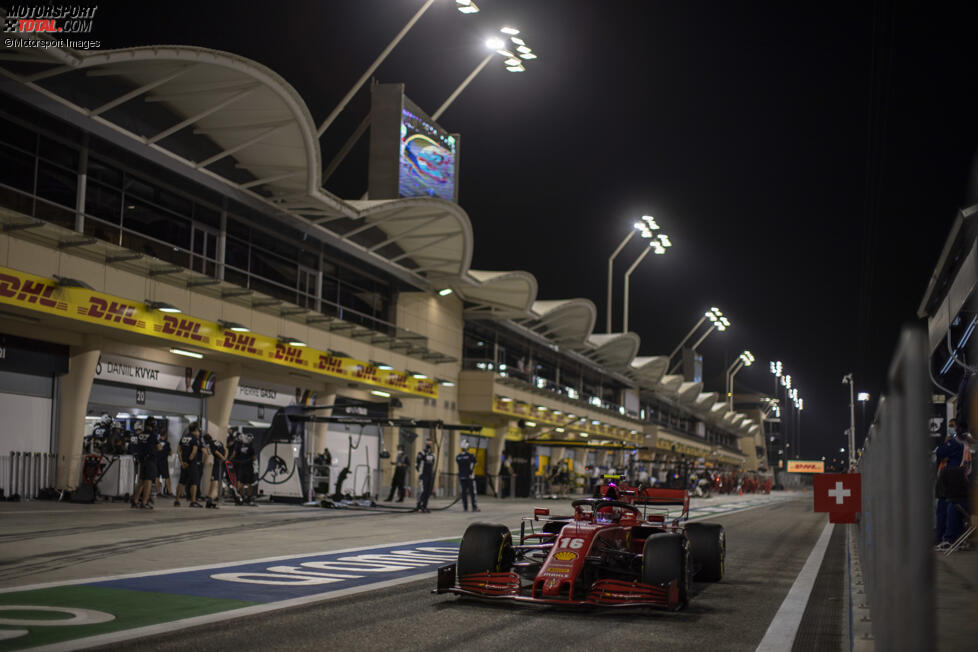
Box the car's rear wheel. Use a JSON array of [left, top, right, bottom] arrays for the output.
[[685, 522, 725, 582], [458, 523, 514, 576], [641, 532, 688, 608]]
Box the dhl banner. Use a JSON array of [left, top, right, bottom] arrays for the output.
[[490, 395, 640, 443], [787, 460, 825, 473], [0, 265, 438, 399]]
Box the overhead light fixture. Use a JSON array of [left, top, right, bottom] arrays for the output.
[[278, 335, 305, 347], [504, 57, 521, 66], [53, 275, 93, 290], [580, 433, 589, 438], [371, 360, 394, 370], [555, 427, 565, 433], [486, 37, 505, 50], [857, 392, 870, 402], [510, 36, 525, 45], [516, 45, 532, 54], [455, 0, 479, 13], [439, 379, 455, 387], [371, 390, 391, 398], [219, 320, 249, 332], [500, 26, 520, 35], [147, 300, 181, 313], [410, 371, 427, 379], [500, 396, 513, 402], [438, 288, 453, 296], [519, 52, 537, 60], [552, 410, 562, 415], [170, 348, 203, 359], [591, 419, 600, 424], [115, 413, 131, 419], [524, 421, 537, 427], [506, 65, 526, 72]]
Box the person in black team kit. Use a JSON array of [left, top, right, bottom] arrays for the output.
[[156, 431, 172, 497], [132, 419, 161, 509], [175, 423, 203, 507], [415, 439, 435, 513], [202, 434, 226, 508], [231, 432, 257, 505], [385, 444, 408, 502], [456, 440, 479, 512]]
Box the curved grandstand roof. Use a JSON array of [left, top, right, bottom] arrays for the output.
[[457, 270, 538, 317], [0, 43, 490, 289], [629, 356, 670, 386], [658, 374, 684, 395], [678, 382, 704, 406], [694, 392, 719, 412], [523, 299, 597, 346], [581, 333, 641, 371]]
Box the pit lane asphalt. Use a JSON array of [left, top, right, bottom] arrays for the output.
[[103, 496, 829, 652]]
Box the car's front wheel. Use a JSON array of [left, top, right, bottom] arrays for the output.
[[457, 523, 514, 576], [641, 532, 688, 608]]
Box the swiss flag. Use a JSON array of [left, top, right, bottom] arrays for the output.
[[813, 473, 861, 513]]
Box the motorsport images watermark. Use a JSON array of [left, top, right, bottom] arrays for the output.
[[4, 4, 100, 49]]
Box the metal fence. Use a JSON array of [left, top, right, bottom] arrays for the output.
[[857, 326, 934, 651], [1, 452, 57, 500]]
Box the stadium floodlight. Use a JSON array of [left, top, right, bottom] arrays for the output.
[[510, 36, 525, 45], [857, 392, 870, 402], [520, 52, 538, 60], [455, 0, 479, 13], [606, 216, 664, 332], [486, 37, 505, 50], [504, 58, 522, 66], [500, 26, 520, 35]]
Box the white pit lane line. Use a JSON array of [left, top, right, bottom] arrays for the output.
[[755, 520, 834, 651]]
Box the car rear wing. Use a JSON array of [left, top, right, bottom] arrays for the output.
[[633, 488, 689, 520]]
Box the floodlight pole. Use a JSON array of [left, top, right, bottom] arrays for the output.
[[844, 373, 856, 470], [606, 230, 636, 333], [432, 54, 494, 120], [668, 315, 708, 367], [690, 324, 717, 353], [317, 0, 436, 137], [726, 359, 745, 411], [622, 246, 651, 333]]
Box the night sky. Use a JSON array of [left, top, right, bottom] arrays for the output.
[[87, 0, 978, 462]]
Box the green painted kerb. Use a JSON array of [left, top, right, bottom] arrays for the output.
[[0, 585, 255, 651]]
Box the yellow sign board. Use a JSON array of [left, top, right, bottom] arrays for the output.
[[0, 265, 437, 398], [786, 460, 825, 473]]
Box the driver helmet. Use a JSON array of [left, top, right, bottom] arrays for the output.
[[595, 506, 618, 524]]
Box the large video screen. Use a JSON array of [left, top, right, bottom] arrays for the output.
[[398, 100, 457, 201]]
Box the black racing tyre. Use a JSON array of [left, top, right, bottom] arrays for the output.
[[457, 523, 514, 576], [685, 522, 725, 582], [641, 532, 688, 607]]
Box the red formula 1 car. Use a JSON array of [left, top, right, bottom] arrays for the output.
[[434, 489, 725, 610]]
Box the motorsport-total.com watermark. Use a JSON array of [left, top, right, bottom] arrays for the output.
[[4, 4, 101, 49]]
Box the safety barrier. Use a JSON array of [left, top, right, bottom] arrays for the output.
[[857, 327, 933, 650], [1, 452, 57, 500]]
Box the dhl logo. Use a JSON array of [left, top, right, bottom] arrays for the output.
[[386, 373, 408, 389], [316, 354, 344, 374], [81, 297, 142, 327], [0, 274, 67, 311], [354, 364, 378, 382], [157, 315, 206, 343], [274, 343, 308, 366], [221, 331, 260, 355]]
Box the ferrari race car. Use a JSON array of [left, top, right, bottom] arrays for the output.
[[434, 490, 724, 610]]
